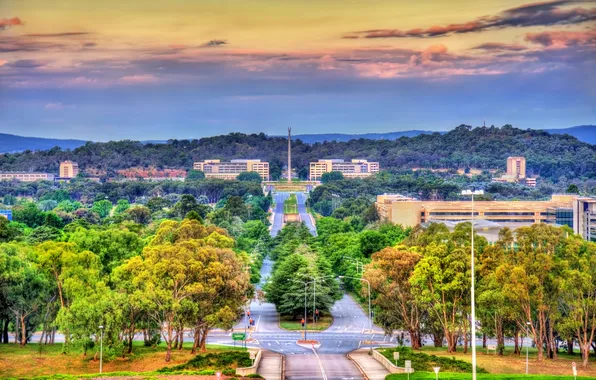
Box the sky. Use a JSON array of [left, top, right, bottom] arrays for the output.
[[0, 0, 594, 141]]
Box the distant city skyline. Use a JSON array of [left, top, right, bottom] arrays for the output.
[[0, 0, 594, 141]]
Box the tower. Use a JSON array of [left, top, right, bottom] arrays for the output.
[[287, 128, 292, 183]]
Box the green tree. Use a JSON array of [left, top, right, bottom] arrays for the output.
[[321, 171, 344, 183], [114, 199, 130, 215], [359, 230, 390, 257], [237, 171, 263, 183], [186, 169, 205, 180], [91, 200, 113, 218], [365, 246, 422, 349], [12, 203, 46, 228], [125, 206, 152, 224], [566, 184, 580, 194], [410, 227, 472, 353]]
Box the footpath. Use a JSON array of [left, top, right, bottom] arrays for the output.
[[349, 348, 390, 380], [257, 349, 283, 380]]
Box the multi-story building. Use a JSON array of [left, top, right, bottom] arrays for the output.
[[506, 156, 526, 179], [376, 193, 578, 241], [0, 172, 55, 182], [309, 159, 379, 181], [573, 197, 596, 242], [0, 210, 12, 221], [193, 159, 270, 180], [59, 161, 80, 178], [492, 156, 536, 186]]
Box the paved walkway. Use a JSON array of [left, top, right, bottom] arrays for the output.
[[257, 350, 283, 380], [349, 348, 390, 380]]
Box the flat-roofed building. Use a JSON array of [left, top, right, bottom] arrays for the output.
[[573, 197, 596, 242], [0, 210, 12, 221], [0, 172, 54, 182], [376, 193, 578, 241], [60, 161, 79, 178], [193, 159, 269, 180], [309, 159, 379, 181], [507, 156, 526, 179]]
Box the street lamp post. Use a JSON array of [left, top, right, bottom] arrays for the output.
[[461, 188, 483, 380], [292, 279, 310, 340], [98, 325, 104, 374], [526, 321, 532, 374]]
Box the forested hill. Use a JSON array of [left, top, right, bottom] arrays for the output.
[[0, 125, 594, 181]]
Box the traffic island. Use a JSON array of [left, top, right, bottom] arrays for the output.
[[279, 315, 333, 332], [297, 340, 321, 350]]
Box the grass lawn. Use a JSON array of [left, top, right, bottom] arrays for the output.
[[283, 193, 298, 214], [0, 341, 244, 379], [279, 315, 333, 331], [408, 345, 596, 378], [387, 373, 593, 379]]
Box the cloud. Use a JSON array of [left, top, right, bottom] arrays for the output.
[[8, 59, 47, 68], [0, 17, 23, 31], [525, 30, 596, 47], [472, 42, 528, 51], [82, 42, 97, 48], [200, 39, 228, 48], [347, 0, 596, 38], [25, 32, 90, 37], [45, 102, 65, 110], [119, 74, 159, 84]]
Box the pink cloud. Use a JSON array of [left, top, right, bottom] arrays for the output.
[[0, 17, 23, 31], [119, 74, 158, 84], [525, 30, 596, 48]]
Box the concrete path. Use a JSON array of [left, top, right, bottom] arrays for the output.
[[257, 350, 283, 380], [349, 348, 390, 380]]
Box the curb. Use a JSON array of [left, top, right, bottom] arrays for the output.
[[347, 351, 371, 380]]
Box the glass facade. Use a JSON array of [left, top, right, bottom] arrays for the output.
[[545, 207, 573, 228]]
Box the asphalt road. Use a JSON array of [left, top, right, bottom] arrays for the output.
[[296, 192, 317, 236], [270, 192, 289, 237]]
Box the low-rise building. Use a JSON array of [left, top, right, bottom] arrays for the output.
[[193, 159, 270, 180], [60, 161, 79, 178], [309, 159, 379, 181], [0, 172, 55, 182], [573, 197, 596, 242], [0, 210, 12, 221], [376, 193, 578, 241]]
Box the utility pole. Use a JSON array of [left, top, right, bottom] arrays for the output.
[[287, 128, 292, 183]]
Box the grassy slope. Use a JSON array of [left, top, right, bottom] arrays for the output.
[[383, 345, 596, 378], [387, 373, 592, 380], [0, 342, 243, 378]]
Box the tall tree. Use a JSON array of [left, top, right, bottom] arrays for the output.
[[365, 246, 422, 349]]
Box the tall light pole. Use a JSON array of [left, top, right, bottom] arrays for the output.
[[461, 188, 483, 380], [98, 325, 104, 374], [526, 321, 531, 375]]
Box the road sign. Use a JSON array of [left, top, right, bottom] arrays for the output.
[[232, 333, 246, 341], [250, 351, 256, 359], [572, 362, 577, 378], [216, 372, 221, 379], [405, 360, 411, 368], [393, 352, 400, 360]]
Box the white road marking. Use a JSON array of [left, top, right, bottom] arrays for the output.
[[311, 345, 328, 380]]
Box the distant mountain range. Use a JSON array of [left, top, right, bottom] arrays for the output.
[[0, 134, 88, 154], [1, 125, 594, 153], [292, 125, 596, 144]]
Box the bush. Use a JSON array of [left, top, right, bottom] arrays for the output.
[[157, 351, 252, 372], [379, 347, 488, 373]]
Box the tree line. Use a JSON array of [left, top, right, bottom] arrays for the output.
[[0, 191, 273, 362], [1, 125, 595, 181]]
